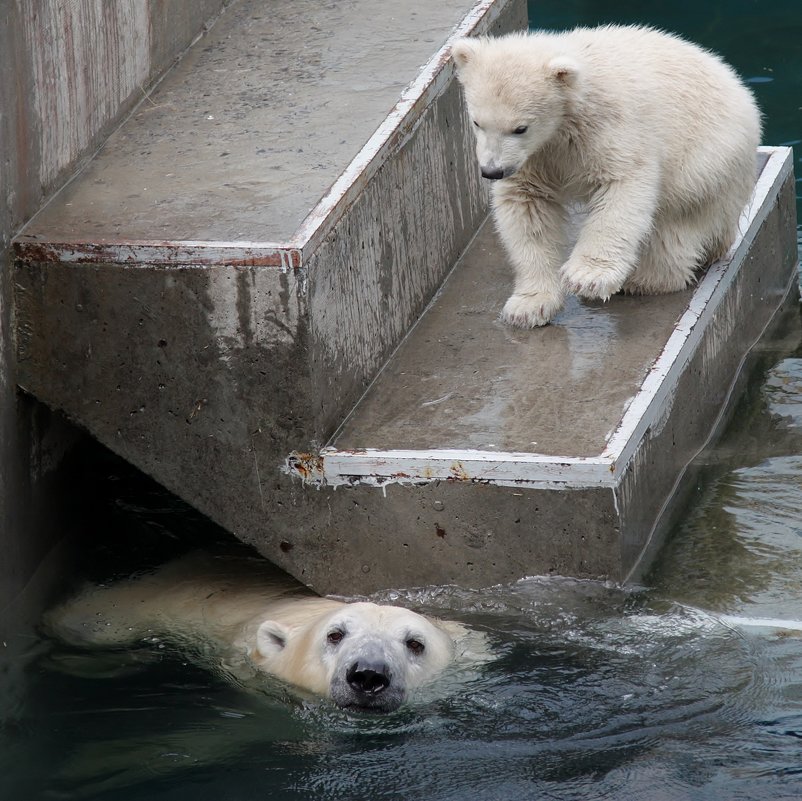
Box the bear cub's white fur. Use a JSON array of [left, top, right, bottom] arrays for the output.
[[451, 26, 761, 327], [44, 552, 483, 713]]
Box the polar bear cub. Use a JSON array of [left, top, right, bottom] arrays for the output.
[[451, 26, 761, 327], [44, 552, 480, 713]]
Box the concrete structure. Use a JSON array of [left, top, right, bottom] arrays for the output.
[[0, 1, 231, 639], [10, 0, 798, 596]]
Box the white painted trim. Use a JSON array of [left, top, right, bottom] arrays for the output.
[[286, 447, 616, 489], [14, 240, 302, 269]]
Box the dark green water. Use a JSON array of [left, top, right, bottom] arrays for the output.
[[3, 3, 802, 800]]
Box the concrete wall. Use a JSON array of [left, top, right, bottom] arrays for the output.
[[0, 0, 229, 639]]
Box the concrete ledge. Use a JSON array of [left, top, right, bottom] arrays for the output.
[[2, 0, 230, 233], [279, 147, 799, 591], [14, 1, 795, 594]]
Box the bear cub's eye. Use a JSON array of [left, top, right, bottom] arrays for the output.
[[405, 638, 425, 655], [512, 125, 528, 135], [327, 629, 345, 645], [472, 119, 480, 128]]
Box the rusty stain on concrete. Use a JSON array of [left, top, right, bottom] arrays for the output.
[[286, 452, 325, 482]]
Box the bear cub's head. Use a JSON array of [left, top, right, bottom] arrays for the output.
[[255, 601, 457, 712], [451, 33, 580, 180]]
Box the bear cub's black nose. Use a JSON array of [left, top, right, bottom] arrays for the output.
[[347, 661, 391, 695], [481, 166, 505, 180]]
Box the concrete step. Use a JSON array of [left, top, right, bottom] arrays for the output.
[[283, 147, 799, 591]]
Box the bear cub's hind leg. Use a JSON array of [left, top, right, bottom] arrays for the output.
[[623, 201, 738, 295]]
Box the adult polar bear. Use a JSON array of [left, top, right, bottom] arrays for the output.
[[45, 552, 483, 713], [451, 26, 761, 327]]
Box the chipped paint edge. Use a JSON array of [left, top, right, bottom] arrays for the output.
[[285, 448, 617, 490], [13, 238, 303, 269], [286, 147, 794, 492]]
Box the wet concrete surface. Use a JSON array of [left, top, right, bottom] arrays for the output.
[[333, 153, 778, 460], [333, 218, 693, 457], [20, 0, 476, 243]]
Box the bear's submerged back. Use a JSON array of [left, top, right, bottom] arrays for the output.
[[43, 551, 327, 652]]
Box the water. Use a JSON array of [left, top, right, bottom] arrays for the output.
[[6, 414, 802, 800], [4, 2, 802, 799], [7, 347, 802, 800]]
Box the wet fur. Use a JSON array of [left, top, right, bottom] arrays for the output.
[[43, 552, 474, 711]]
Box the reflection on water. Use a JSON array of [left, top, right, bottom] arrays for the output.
[[649, 350, 802, 613]]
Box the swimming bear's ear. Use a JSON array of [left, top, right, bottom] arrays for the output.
[[451, 38, 478, 71], [548, 56, 580, 86], [256, 620, 290, 657]]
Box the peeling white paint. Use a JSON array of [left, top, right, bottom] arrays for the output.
[[285, 447, 617, 490], [15, 240, 301, 268]]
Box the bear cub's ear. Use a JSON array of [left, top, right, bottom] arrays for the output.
[[548, 55, 580, 86], [451, 38, 478, 71], [256, 620, 291, 657]]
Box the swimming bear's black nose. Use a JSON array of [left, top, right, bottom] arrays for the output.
[[347, 661, 391, 695], [481, 166, 505, 180]]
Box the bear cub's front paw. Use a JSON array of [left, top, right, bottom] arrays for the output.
[[500, 291, 564, 328], [561, 256, 626, 302]]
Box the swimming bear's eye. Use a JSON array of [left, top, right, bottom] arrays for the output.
[[327, 629, 345, 645], [512, 125, 528, 135], [472, 119, 480, 127], [405, 638, 425, 655]]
